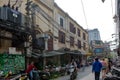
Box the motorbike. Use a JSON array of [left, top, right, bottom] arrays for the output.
[[17, 70, 28, 80], [18, 73, 28, 80], [32, 70, 50, 80], [104, 66, 120, 80], [68, 65, 77, 80], [39, 71, 50, 80]]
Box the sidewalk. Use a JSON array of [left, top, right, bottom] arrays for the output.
[[78, 72, 94, 80], [78, 72, 102, 80], [54, 66, 102, 80], [54, 66, 92, 80]]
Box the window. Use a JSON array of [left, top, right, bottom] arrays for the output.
[[60, 18, 63, 27], [94, 33, 97, 38], [78, 40, 81, 49], [69, 22, 76, 34], [48, 36, 53, 51], [83, 42, 86, 50], [70, 36, 74, 46], [59, 30, 65, 43], [77, 29, 81, 37], [83, 33, 86, 40]]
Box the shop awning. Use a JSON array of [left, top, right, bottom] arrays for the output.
[[30, 50, 83, 58], [31, 52, 42, 58], [86, 53, 92, 56], [66, 50, 82, 55], [81, 51, 86, 55], [42, 51, 65, 57]]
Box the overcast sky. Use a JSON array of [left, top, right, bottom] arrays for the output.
[[54, 0, 115, 42]]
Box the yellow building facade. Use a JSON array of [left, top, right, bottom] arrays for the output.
[[0, 0, 88, 57], [54, 3, 88, 55]]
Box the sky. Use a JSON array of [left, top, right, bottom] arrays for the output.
[[54, 0, 116, 42]]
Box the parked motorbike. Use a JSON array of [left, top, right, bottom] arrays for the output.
[[104, 66, 120, 80], [32, 70, 50, 80], [68, 65, 77, 80], [18, 73, 28, 80], [111, 66, 120, 77], [4, 71, 13, 80], [17, 70, 28, 80], [39, 71, 50, 80]]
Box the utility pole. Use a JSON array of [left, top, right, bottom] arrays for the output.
[[25, 0, 32, 69], [118, 27, 120, 56], [31, 5, 36, 50], [26, 0, 32, 28], [31, 4, 47, 68], [118, 0, 120, 57]]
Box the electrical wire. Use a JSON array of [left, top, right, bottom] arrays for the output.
[[81, 0, 88, 29], [111, 0, 114, 16], [30, 7, 88, 42]]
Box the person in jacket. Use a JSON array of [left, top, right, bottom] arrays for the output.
[[26, 61, 37, 80], [92, 58, 102, 80]]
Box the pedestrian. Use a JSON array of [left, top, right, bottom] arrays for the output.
[[81, 60, 86, 71], [104, 58, 109, 73], [92, 57, 102, 80], [71, 59, 77, 69], [75, 59, 81, 71], [101, 58, 107, 80], [108, 58, 112, 72], [26, 61, 37, 80]]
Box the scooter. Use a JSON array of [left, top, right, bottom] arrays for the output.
[[18, 70, 28, 80], [19, 74, 28, 80], [104, 66, 120, 80], [32, 70, 50, 80], [68, 65, 77, 80]]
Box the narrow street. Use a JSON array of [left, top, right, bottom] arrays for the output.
[[54, 65, 102, 80], [0, 0, 118, 80], [76, 66, 92, 80]]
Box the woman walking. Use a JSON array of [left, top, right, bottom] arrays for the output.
[[101, 59, 107, 80]]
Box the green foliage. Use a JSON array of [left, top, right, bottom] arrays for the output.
[[0, 54, 25, 75]]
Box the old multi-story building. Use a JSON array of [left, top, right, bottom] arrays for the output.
[[87, 28, 101, 44], [54, 3, 88, 63], [114, 0, 120, 56], [0, 0, 88, 67]]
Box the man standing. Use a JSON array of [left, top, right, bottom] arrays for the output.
[[92, 58, 102, 80]]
